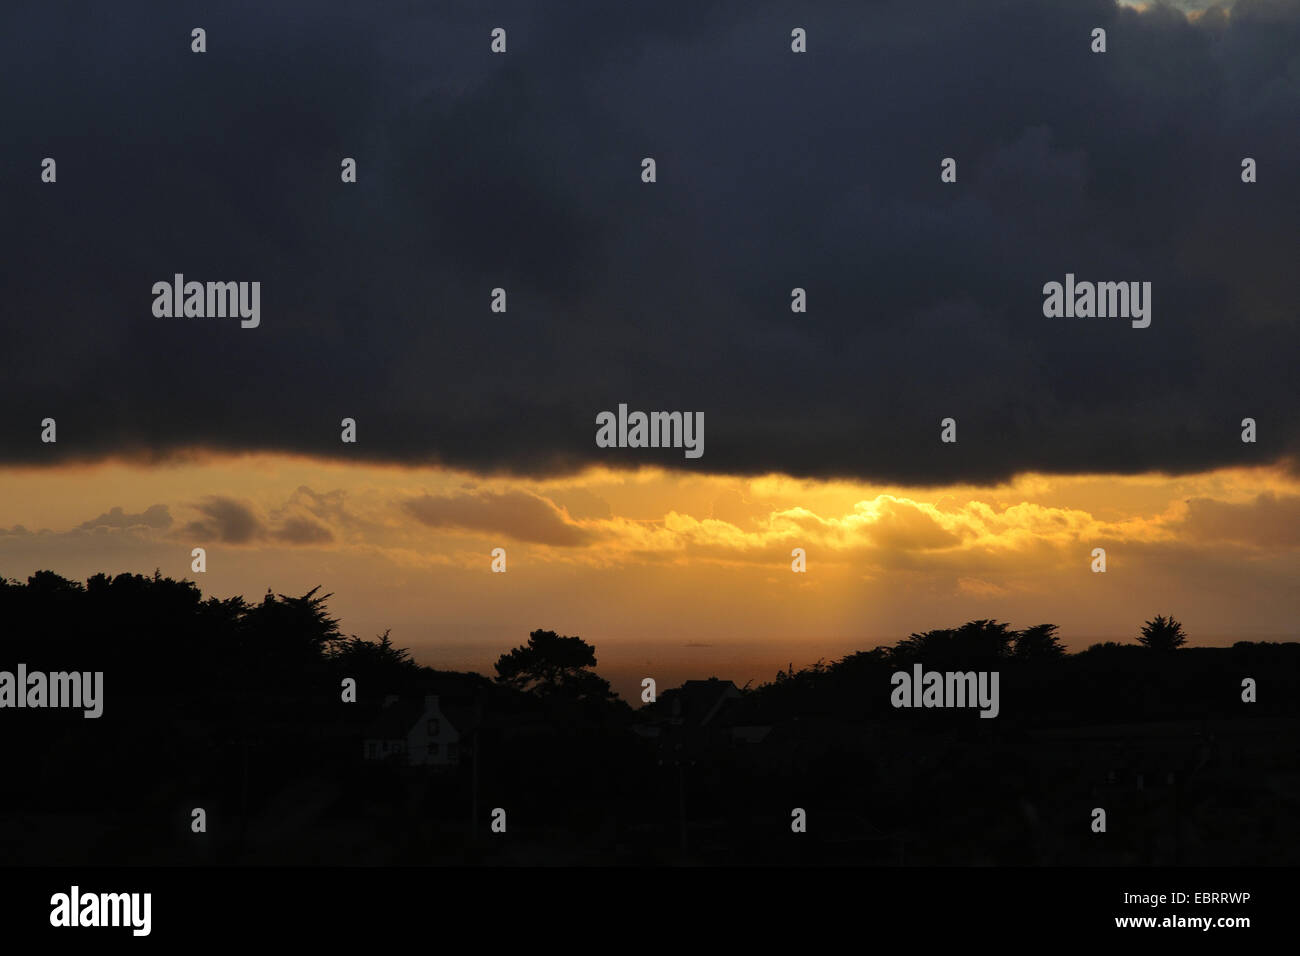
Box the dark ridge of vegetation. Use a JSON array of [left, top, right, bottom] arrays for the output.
[[0, 571, 1295, 866]]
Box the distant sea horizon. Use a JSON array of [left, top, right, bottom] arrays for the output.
[[404, 631, 1299, 707]]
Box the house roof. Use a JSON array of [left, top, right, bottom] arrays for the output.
[[663, 678, 741, 726], [712, 693, 767, 727], [363, 695, 471, 740], [364, 699, 426, 740]]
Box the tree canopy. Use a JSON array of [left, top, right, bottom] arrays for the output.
[[494, 629, 617, 702], [1138, 614, 1188, 651]]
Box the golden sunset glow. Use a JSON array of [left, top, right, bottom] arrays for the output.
[[2, 456, 1296, 698]]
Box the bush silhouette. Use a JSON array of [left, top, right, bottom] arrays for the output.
[[1138, 614, 1187, 651]]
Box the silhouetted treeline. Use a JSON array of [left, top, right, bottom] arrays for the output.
[[0, 571, 1296, 866], [0, 571, 637, 864], [740, 618, 1300, 726]]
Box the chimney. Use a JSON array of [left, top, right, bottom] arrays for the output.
[[425, 694, 439, 712]]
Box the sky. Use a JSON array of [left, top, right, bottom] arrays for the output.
[[1, 0, 1297, 701], [1, 456, 1295, 699]]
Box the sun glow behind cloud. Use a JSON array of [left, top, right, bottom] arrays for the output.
[[2, 454, 1296, 701], [1117, 0, 1226, 11]]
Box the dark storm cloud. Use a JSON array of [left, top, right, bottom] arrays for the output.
[[2, 0, 1298, 484]]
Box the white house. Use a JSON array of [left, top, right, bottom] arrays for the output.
[[363, 694, 461, 768]]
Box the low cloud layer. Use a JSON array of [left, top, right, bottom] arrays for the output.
[[404, 490, 591, 546], [183, 494, 334, 545], [0, 461, 1294, 657], [75, 505, 172, 532]]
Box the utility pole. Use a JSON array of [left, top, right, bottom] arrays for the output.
[[470, 730, 479, 844], [469, 699, 483, 846], [678, 759, 686, 853]]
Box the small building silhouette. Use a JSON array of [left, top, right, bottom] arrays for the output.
[[363, 694, 461, 768], [658, 678, 742, 728]]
